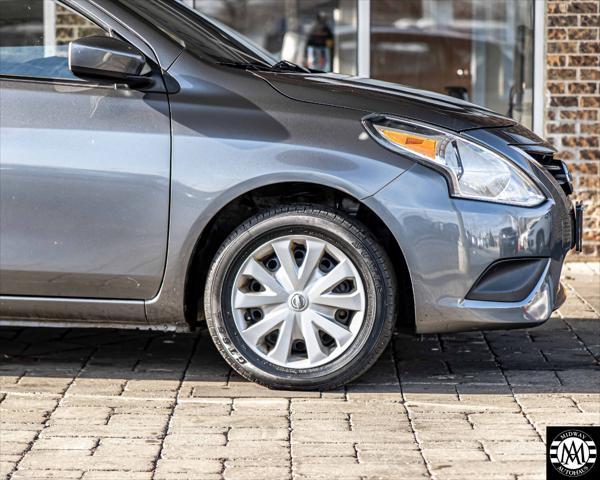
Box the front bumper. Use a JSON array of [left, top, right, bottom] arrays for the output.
[[365, 160, 573, 334], [437, 259, 554, 332]]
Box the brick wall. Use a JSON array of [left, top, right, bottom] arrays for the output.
[[55, 4, 103, 45], [546, 0, 599, 258]]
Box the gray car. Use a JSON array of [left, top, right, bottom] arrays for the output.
[[0, 0, 583, 389]]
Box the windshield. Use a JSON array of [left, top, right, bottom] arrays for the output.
[[117, 0, 277, 67]]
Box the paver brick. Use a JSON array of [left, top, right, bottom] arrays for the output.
[[81, 472, 153, 480], [11, 469, 83, 479], [31, 437, 97, 450], [223, 466, 290, 480], [1, 266, 598, 480]]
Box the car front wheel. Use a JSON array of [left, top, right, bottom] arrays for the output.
[[204, 206, 397, 390]]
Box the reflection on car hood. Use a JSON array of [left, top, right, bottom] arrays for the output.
[[256, 72, 516, 132]]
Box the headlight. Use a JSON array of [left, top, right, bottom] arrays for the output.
[[363, 116, 545, 207]]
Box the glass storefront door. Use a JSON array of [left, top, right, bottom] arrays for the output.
[[188, 0, 535, 128], [186, 0, 358, 74], [371, 0, 535, 128]]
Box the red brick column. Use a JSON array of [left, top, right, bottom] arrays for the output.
[[546, 1, 599, 258]]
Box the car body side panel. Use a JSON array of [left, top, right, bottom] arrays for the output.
[[0, 79, 171, 300], [145, 53, 413, 326], [0, 295, 146, 327], [0, 1, 572, 336]]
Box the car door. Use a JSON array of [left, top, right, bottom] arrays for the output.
[[0, 0, 171, 300]]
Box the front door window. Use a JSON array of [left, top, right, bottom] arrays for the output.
[[0, 0, 106, 80]]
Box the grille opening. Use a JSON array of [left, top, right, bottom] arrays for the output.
[[521, 146, 573, 196]]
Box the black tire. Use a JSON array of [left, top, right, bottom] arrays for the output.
[[204, 205, 397, 390]]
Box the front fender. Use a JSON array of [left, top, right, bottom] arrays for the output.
[[145, 168, 407, 327], [145, 55, 414, 326]]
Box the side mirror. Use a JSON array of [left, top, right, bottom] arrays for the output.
[[69, 36, 150, 87]]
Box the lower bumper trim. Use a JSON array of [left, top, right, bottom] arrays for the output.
[[554, 282, 567, 311], [418, 259, 554, 334]]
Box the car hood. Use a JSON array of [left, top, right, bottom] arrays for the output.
[[256, 72, 516, 132]]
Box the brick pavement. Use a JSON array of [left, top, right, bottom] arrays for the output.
[[1, 263, 598, 480]]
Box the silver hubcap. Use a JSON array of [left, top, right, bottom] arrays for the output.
[[231, 235, 366, 368]]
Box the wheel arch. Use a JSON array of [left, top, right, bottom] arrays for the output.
[[182, 180, 415, 332]]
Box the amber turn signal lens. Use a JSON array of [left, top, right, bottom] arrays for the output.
[[379, 129, 437, 160]]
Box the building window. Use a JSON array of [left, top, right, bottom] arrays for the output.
[[186, 0, 358, 74], [370, 0, 535, 128], [187, 0, 536, 128]]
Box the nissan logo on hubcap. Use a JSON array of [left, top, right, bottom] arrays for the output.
[[289, 293, 308, 312]]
